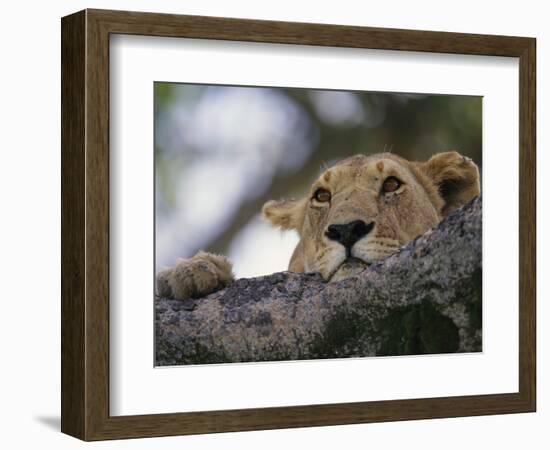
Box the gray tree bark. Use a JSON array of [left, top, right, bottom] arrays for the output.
[[156, 196, 482, 366]]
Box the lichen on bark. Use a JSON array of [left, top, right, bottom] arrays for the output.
[[155, 196, 482, 366]]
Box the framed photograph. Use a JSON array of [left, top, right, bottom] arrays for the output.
[[61, 9, 536, 440]]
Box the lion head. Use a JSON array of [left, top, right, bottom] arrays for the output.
[[262, 151, 480, 281]]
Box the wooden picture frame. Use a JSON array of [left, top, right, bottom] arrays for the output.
[[61, 9, 536, 441]]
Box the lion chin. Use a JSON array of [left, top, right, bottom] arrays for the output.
[[328, 257, 370, 282]]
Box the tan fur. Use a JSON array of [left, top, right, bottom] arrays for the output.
[[156, 251, 234, 300], [262, 151, 480, 281], [157, 151, 480, 299]]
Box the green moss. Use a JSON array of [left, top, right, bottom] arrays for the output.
[[467, 268, 483, 330], [377, 301, 459, 356], [189, 342, 228, 364], [308, 310, 365, 358]]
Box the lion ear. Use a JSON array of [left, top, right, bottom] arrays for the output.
[[419, 151, 480, 216], [262, 198, 305, 231]]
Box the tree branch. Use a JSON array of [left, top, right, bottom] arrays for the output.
[[156, 196, 482, 366]]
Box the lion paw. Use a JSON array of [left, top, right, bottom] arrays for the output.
[[156, 251, 234, 300]]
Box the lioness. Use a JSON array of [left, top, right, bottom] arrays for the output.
[[157, 151, 480, 300]]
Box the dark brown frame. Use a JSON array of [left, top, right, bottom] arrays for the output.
[[61, 9, 536, 441]]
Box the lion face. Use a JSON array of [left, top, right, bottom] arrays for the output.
[[262, 152, 480, 281]]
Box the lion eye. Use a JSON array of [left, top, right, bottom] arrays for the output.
[[382, 176, 401, 193], [313, 188, 331, 203]]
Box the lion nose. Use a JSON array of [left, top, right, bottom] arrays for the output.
[[325, 220, 374, 249]]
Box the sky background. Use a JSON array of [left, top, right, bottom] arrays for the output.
[[154, 83, 482, 278]]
